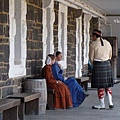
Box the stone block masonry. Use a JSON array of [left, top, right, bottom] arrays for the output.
[[0, 0, 9, 81], [66, 7, 77, 77], [53, 1, 59, 53], [26, 0, 43, 77], [0, 0, 23, 99]]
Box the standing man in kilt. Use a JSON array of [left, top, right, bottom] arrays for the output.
[[89, 29, 114, 109]]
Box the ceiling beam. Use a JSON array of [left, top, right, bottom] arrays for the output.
[[66, 0, 106, 19], [55, 0, 106, 20]]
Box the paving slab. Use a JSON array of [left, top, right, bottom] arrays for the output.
[[25, 82, 120, 120]]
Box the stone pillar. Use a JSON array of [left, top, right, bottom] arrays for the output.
[[0, 0, 9, 81], [26, 0, 43, 76], [53, 1, 59, 53]]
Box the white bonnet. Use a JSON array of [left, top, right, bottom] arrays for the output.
[[45, 56, 52, 65]]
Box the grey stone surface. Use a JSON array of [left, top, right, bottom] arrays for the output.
[[13, 85, 18, 94], [0, 81, 6, 87], [2, 86, 13, 98], [25, 82, 120, 120]]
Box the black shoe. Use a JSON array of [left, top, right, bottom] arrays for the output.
[[114, 80, 120, 84], [85, 94, 89, 97], [66, 106, 73, 109], [109, 105, 114, 109]]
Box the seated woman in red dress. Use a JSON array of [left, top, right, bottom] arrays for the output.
[[42, 54, 73, 109]]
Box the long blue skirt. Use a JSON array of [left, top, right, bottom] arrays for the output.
[[64, 77, 86, 107]]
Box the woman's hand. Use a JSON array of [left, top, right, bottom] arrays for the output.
[[58, 80, 62, 84], [58, 64, 62, 68], [58, 64, 63, 70], [56, 80, 62, 84]]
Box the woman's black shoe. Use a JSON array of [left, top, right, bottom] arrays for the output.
[[85, 94, 89, 97]]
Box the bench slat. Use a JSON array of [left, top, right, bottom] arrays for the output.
[[0, 99, 20, 112], [8, 92, 40, 102]]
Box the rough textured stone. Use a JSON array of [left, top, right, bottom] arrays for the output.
[[4, 0, 9, 12], [66, 7, 77, 76], [0, 25, 4, 35], [2, 86, 13, 98], [0, 0, 9, 87], [53, 1, 59, 53], [0, 81, 6, 87], [13, 85, 18, 94], [0, 14, 7, 23], [18, 86, 22, 93], [26, 0, 43, 77], [0, 0, 4, 12]]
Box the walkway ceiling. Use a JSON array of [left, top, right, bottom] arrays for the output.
[[80, 0, 120, 15]]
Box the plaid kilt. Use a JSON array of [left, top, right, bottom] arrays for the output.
[[91, 60, 114, 88]]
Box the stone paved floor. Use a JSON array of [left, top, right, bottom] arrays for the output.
[[25, 82, 120, 120]]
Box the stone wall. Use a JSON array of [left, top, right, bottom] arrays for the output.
[[0, 0, 99, 98], [26, 0, 43, 77], [90, 17, 99, 41], [53, 1, 59, 53], [0, 0, 44, 98], [66, 7, 77, 77], [53, 5, 89, 77], [0, 0, 22, 98], [0, 0, 9, 81]]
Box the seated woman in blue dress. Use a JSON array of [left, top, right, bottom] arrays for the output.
[[52, 51, 86, 107]]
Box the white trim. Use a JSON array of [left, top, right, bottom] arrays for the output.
[[43, 0, 53, 8], [42, 0, 55, 67], [66, 0, 106, 20], [83, 14, 91, 64], [9, 0, 27, 78], [58, 3, 67, 69], [55, 0, 106, 20], [55, 0, 78, 9], [76, 16, 82, 77]]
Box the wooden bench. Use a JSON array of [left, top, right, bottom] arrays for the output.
[[75, 77, 89, 91], [0, 98, 20, 120], [8, 92, 40, 120]]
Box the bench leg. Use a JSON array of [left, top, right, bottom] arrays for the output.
[[3, 106, 18, 120], [25, 98, 39, 115], [81, 81, 88, 91], [47, 92, 54, 110], [18, 103, 25, 120]]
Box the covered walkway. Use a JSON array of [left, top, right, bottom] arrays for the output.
[[25, 82, 120, 120]]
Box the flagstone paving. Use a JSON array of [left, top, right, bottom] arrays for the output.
[[26, 81, 120, 120]]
